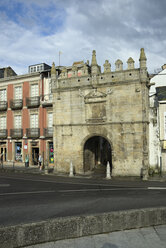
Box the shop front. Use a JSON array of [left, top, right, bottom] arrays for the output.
[[15, 142, 22, 162], [49, 142, 54, 164]]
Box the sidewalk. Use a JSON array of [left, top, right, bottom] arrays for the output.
[[0, 162, 43, 174], [30, 225, 166, 248], [0, 162, 166, 182]]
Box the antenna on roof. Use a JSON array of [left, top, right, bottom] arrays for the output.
[[59, 51, 62, 67]]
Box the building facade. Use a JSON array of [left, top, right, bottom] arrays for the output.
[[0, 64, 54, 166], [149, 64, 166, 174], [51, 49, 150, 178]]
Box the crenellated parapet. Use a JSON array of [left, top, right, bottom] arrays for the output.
[[103, 60, 111, 73], [127, 57, 135, 69], [51, 48, 148, 91], [115, 59, 123, 71], [60, 67, 67, 78]]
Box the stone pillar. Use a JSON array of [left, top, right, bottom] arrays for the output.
[[115, 59, 123, 71], [127, 57, 135, 70], [140, 48, 149, 180], [103, 60, 111, 73]]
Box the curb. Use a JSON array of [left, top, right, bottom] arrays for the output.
[[0, 207, 166, 248]]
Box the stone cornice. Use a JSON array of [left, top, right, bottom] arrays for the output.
[[54, 121, 149, 127], [0, 72, 40, 84], [52, 79, 141, 93]]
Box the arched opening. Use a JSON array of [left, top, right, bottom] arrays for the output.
[[83, 136, 112, 173]]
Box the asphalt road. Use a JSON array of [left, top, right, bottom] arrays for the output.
[[0, 172, 166, 227]]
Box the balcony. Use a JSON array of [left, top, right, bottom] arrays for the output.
[[0, 129, 7, 139], [10, 129, 23, 139], [44, 127, 53, 138], [41, 94, 53, 107], [10, 99, 23, 110], [26, 96, 40, 108], [0, 101, 7, 111], [26, 128, 40, 138]]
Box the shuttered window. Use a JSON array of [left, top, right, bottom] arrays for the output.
[[0, 89, 7, 101], [31, 84, 38, 97], [48, 113, 53, 127], [30, 114, 38, 128], [14, 115, 21, 128], [15, 86, 22, 99], [0, 116, 6, 129]]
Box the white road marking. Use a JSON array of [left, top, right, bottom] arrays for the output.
[[148, 187, 166, 190], [0, 175, 133, 187], [0, 188, 147, 196], [0, 190, 55, 196], [0, 187, 165, 196], [0, 184, 10, 187], [58, 188, 146, 193]]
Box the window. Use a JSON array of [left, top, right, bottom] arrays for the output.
[[15, 86, 22, 99], [0, 89, 7, 101], [31, 67, 33, 73], [48, 113, 53, 127], [31, 84, 39, 97], [37, 66, 39, 71], [30, 114, 38, 128], [0, 116, 6, 129], [14, 115, 21, 129]]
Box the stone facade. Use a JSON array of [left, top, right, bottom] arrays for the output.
[[52, 49, 150, 177]]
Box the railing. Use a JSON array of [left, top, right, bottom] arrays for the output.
[[26, 96, 40, 108], [41, 94, 53, 107], [26, 128, 40, 138], [44, 127, 53, 138], [10, 99, 23, 110], [0, 129, 7, 139], [10, 129, 23, 138], [0, 101, 7, 111]]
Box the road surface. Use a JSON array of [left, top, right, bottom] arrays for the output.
[[0, 172, 166, 227]]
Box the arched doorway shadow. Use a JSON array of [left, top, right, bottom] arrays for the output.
[[83, 136, 112, 174]]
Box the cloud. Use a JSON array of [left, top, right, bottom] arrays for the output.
[[0, 0, 166, 74]]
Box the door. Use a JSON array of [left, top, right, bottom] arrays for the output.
[[84, 136, 112, 173], [32, 147, 39, 165]]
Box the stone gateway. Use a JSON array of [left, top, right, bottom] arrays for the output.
[[51, 49, 149, 178]]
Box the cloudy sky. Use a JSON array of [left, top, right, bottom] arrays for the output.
[[0, 0, 166, 74]]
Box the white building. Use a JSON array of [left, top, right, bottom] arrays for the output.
[[149, 64, 166, 174]]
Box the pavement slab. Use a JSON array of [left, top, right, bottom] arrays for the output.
[[28, 225, 166, 248]]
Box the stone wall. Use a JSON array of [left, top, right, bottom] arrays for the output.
[[52, 49, 149, 177]]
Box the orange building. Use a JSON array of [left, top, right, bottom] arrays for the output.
[[0, 63, 54, 167]]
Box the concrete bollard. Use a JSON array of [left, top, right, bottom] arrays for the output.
[[106, 161, 111, 179], [69, 161, 74, 177]]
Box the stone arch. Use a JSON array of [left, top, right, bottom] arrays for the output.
[[82, 134, 112, 173]]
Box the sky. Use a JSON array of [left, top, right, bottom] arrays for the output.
[[0, 0, 166, 75]]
